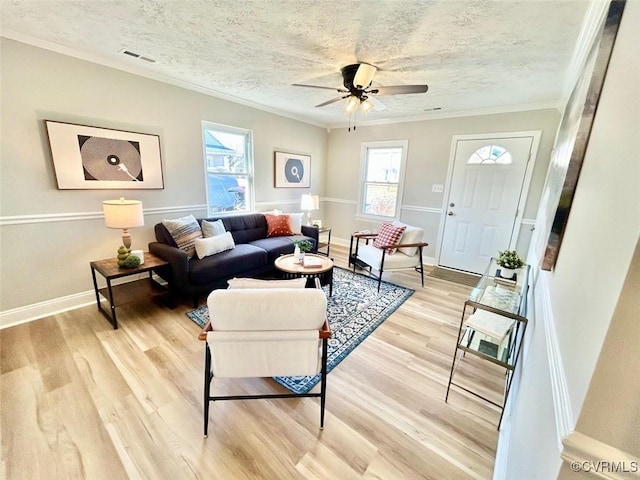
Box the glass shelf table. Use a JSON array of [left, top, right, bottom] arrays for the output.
[[445, 257, 530, 429]]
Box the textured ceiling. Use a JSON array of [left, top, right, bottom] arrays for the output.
[[1, 0, 590, 127]]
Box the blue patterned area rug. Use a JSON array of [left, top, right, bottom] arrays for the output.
[[186, 266, 414, 394]]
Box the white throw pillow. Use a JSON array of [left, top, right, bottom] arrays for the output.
[[227, 277, 307, 289], [202, 219, 226, 238], [288, 212, 304, 234], [194, 231, 235, 259]]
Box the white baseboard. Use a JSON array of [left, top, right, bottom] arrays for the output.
[[493, 416, 511, 480], [0, 290, 95, 329]]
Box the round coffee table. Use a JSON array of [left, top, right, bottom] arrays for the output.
[[274, 253, 334, 296]]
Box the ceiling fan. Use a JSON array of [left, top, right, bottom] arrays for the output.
[[293, 63, 429, 113]]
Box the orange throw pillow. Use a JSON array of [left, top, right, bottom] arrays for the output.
[[265, 213, 293, 237], [373, 223, 406, 254]]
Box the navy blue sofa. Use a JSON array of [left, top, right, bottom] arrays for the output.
[[149, 213, 318, 305]]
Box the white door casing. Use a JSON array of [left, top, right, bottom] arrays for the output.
[[437, 131, 541, 274]]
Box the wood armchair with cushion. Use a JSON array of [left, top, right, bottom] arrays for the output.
[[198, 279, 331, 436], [349, 223, 428, 291]]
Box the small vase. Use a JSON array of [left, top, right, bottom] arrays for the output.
[[294, 245, 302, 264], [500, 267, 516, 279]]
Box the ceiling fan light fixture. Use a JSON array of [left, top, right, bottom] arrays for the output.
[[353, 63, 377, 89], [360, 98, 373, 114], [343, 95, 359, 113]]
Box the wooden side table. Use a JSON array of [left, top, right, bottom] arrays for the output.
[[316, 226, 332, 256], [90, 252, 171, 329], [274, 253, 334, 296]]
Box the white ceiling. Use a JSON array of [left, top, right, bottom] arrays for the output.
[[1, 0, 591, 127]]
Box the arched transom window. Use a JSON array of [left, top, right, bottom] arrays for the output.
[[467, 145, 512, 165]]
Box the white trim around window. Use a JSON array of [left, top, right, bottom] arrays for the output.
[[356, 139, 409, 222]]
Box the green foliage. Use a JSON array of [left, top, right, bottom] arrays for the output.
[[496, 250, 525, 269], [293, 239, 313, 253], [122, 255, 141, 268]]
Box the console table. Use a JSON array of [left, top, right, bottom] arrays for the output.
[[445, 258, 530, 429]]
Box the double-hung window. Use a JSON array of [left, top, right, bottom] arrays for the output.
[[202, 121, 253, 215], [358, 140, 408, 220]]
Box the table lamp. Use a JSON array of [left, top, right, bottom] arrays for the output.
[[103, 198, 144, 251], [300, 194, 319, 225]]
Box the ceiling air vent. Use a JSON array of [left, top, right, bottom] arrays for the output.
[[119, 49, 158, 64]]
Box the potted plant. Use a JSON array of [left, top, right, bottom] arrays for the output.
[[496, 250, 525, 279], [292, 239, 313, 263]]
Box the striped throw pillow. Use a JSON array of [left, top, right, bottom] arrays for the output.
[[162, 215, 203, 258]]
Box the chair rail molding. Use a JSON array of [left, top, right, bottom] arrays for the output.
[[0, 204, 208, 226]]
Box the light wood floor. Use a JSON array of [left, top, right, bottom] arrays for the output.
[[1, 246, 506, 479]]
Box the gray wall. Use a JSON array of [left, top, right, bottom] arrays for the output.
[[0, 38, 327, 315], [500, 1, 640, 477], [324, 110, 560, 261], [0, 36, 563, 323]]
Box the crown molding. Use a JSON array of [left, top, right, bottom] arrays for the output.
[[1, 31, 326, 129], [3, 31, 563, 131], [327, 101, 563, 130]]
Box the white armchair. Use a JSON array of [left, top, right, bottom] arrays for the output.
[[198, 282, 331, 436], [349, 223, 428, 291]]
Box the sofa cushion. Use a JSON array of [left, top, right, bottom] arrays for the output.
[[250, 234, 313, 263], [373, 223, 406, 254], [394, 223, 424, 257], [219, 214, 268, 244], [202, 219, 226, 237], [162, 214, 203, 258], [194, 231, 235, 259], [189, 243, 268, 285], [265, 213, 293, 237]]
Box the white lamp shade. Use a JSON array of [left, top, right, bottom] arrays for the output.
[[103, 198, 144, 229], [300, 194, 319, 211], [353, 63, 377, 89]]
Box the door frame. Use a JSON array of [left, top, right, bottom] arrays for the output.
[[435, 130, 542, 269]]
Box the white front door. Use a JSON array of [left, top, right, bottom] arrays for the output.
[[438, 134, 537, 274]]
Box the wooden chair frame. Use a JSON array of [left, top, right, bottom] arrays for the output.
[[349, 232, 428, 292]]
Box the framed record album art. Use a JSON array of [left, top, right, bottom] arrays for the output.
[[274, 151, 310, 188], [45, 120, 164, 189]]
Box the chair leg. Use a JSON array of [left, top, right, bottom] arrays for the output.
[[378, 251, 386, 292], [419, 247, 425, 287], [204, 343, 212, 437], [319, 338, 328, 429]]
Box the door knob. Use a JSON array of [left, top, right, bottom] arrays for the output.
[[448, 211, 455, 216], [449, 202, 455, 207]]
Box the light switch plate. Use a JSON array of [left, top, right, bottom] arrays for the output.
[[432, 184, 444, 193]]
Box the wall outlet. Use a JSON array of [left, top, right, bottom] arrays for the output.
[[432, 184, 444, 193]]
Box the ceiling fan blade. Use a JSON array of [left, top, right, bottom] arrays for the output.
[[369, 84, 429, 95], [315, 96, 348, 108], [367, 95, 388, 112], [292, 83, 348, 93]]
